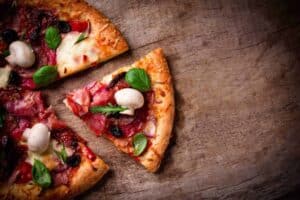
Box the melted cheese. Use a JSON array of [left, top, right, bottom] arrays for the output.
[[0, 66, 11, 88], [56, 32, 100, 77], [26, 140, 59, 170], [27, 152, 58, 171]]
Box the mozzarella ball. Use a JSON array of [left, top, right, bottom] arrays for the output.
[[114, 88, 144, 116], [6, 41, 35, 68], [27, 123, 50, 153]]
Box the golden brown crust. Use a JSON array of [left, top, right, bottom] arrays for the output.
[[101, 48, 175, 172], [19, 0, 128, 77], [0, 143, 109, 200]]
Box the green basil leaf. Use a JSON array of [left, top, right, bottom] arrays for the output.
[[90, 104, 127, 115], [54, 145, 68, 163], [33, 66, 58, 87], [0, 106, 5, 128], [133, 133, 147, 156], [125, 68, 151, 92], [32, 159, 52, 188], [45, 26, 61, 49], [2, 50, 10, 57], [74, 33, 88, 45]]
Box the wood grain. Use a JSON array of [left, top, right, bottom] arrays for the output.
[[43, 0, 300, 199]]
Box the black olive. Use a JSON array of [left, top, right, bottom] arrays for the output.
[[107, 72, 126, 89], [109, 125, 123, 138], [66, 154, 81, 167], [109, 112, 120, 119], [29, 27, 41, 42], [8, 70, 21, 86], [70, 140, 78, 149], [1, 29, 18, 44], [0, 55, 7, 67], [56, 21, 71, 33]]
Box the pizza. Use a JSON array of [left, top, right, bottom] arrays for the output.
[[0, 0, 128, 89], [0, 88, 109, 199], [64, 48, 175, 172]]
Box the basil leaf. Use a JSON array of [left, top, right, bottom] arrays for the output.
[[74, 33, 88, 45], [2, 50, 10, 57], [0, 107, 5, 128], [90, 104, 127, 115], [54, 145, 68, 163], [45, 26, 61, 49], [33, 66, 58, 87], [133, 133, 147, 156], [32, 159, 52, 188], [125, 68, 151, 92]]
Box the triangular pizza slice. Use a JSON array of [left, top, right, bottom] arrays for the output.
[[64, 48, 175, 172]]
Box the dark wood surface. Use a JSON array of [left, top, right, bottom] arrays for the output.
[[44, 0, 300, 199]]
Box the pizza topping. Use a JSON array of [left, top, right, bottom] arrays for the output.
[[32, 159, 52, 188], [14, 161, 32, 184], [107, 72, 127, 89], [82, 113, 107, 136], [51, 167, 70, 186], [74, 33, 88, 45], [45, 26, 61, 50], [0, 65, 12, 88], [1, 29, 18, 44], [8, 70, 21, 86], [125, 68, 151, 92], [69, 20, 89, 32], [64, 88, 91, 116], [33, 65, 58, 87], [0, 54, 8, 66], [90, 104, 127, 115], [109, 125, 123, 138], [54, 144, 68, 163], [24, 123, 51, 154], [21, 78, 36, 90], [56, 20, 71, 33], [133, 133, 148, 156], [143, 120, 156, 137], [4, 91, 45, 117], [66, 154, 81, 167], [56, 32, 100, 77], [2, 50, 10, 58], [6, 41, 35, 68], [81, 145, 96, 161], [114, 88, 144, 116]]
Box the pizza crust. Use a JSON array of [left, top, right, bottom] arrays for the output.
[[0, 143, 109, 200], [20, 0, 128, 77], [101, 48, 175, 172]]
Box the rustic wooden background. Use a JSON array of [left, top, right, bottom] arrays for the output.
[[44, 0, 300, 199]]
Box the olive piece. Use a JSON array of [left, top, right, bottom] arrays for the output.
[[1, 29, 18, 44], [57, 21, 71, 33], [66, 154, 81, 167], [70, 140, 78, 149], [29, 27, 41, 41], [9, 70, 21, 86], [109, 125, 123, 138]]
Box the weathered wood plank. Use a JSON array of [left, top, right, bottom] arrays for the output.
[[43, 0, 300, 199]]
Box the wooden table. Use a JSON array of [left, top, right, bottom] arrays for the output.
[[45, 0, 300, 199]]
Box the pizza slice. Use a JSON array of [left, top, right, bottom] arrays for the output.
[[0, 0, 128, 89], [64, 48, 175, 172], [0, 89, 109, 199]]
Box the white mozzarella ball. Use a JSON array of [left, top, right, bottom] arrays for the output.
[[114, 88, 144, 116], [6, 41, 35, 68], [27, 123, 50, 153]]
